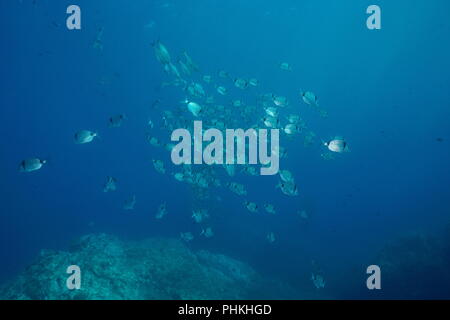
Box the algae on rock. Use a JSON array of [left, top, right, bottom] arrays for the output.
[[0, 234, 301, 300]]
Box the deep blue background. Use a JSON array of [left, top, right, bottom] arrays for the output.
[[1, 0, 449, 298]]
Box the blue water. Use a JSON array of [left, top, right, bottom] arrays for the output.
[[1, 0, 450, 299]]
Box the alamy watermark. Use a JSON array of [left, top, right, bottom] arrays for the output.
[[366, 5, 381, 30], [366, 265, 381, 290], [171, 121, 279, 176], [66, 265, 81, 290], [66, 5, 81, 30]]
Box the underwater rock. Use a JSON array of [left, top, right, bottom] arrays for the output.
[[0, 234, 302, 300], [374, 232, 450, 299]]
